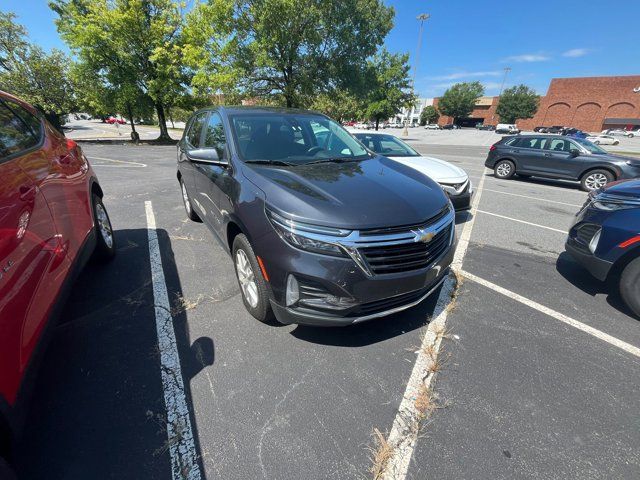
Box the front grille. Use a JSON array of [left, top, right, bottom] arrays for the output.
[[359, 224, 452, 274], [576, 223, 600, 246], [359, 205, 451, 237]]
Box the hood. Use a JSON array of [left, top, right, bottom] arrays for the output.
[[387, 155, 468, 184], [241, 156, 449, 229], [602, 178, 640, 198]]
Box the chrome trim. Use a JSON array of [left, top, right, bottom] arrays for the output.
[[440, 178, 469, 196]]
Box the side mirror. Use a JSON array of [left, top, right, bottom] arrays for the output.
[[569, 149, 580, 157], [188, 148, 227, 165]]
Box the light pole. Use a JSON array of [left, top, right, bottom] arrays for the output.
[[403, 13, 430, 137], [491, 67, 511, 123]]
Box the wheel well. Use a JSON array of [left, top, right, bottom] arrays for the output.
[[580, 166, 617, 181], [227, 222, 243, 250], [608, 245, 640, 280], [177, 170, 182, 181], [90, 180, 103, 198]]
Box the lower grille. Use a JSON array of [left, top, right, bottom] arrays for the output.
[[356, 288, 426, 315], [576, 223, 600, 246], [360, 224, 452, 274]]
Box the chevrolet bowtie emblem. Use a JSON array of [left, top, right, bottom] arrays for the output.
[[412, 228, 435, 243]]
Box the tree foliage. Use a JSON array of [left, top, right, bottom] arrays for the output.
[[185, 0, 394, 108], [361, 49, 414, 129], [419, 105, 439, 126], [310, 90, 363, 122], [496, 84, 539, 124], [437, 81, 484, 124], [50, 0, 189, 141], [0, 10, 76, 129]]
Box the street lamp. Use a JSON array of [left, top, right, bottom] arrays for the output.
[[491, 67, 511, 123], [403, 13, 430, 137]]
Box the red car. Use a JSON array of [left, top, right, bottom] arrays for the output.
[[0, 91, 116, 475], [105, 116, 126, 125]]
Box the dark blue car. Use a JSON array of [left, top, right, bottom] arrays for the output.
[[566, 179, 640, 317]]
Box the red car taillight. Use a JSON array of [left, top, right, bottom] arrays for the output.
[[489, 144, 497, 152]]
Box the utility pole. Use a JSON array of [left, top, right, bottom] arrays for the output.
[[491, 66, 511, 124], [403, 13, 430, 137]]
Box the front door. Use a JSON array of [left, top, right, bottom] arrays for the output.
[[541, 138, 583, 178]]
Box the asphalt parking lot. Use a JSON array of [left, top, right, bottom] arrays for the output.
[[14, 141, 640, 479]]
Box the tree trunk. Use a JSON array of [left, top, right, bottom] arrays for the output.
[[285, 96, 293, 108], [127, 103, 137, 134], [155, 102, 171, 141], [375, 118, 380, 131]]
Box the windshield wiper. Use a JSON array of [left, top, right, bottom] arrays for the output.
[[303, 156, 368, 166], [244, 159, 295, 166]]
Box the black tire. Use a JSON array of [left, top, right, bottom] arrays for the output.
[[232, 234, 275, 323], [494, 159, 515, 179], [92, 194, 116, 261], [620, 256, 640, 318], [180, 179, 201, 222], [580, 169, 613, 192], [0, 457, 17, 480]]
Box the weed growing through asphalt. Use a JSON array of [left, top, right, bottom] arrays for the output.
[[368, 428, 394, 480]]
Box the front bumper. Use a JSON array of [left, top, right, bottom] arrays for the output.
[[449, 191, 472, 210], [565, 237, 612, 281]]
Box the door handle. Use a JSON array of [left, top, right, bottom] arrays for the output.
[[511, 149, 520, 153], [543, 153, 552, 157], [19, 184, 37, 201]]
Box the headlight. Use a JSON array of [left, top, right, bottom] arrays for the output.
[[592, 193, 640, 211], [266, 209, 350, 256]]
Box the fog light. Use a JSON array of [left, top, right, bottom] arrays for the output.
[[588, 229, 602, 254], [286, 275, 299, 306]]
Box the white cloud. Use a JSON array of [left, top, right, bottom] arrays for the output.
[[562, 48, 590, 58], [502, 53, 549, 63], [429, 70, 502, 81]]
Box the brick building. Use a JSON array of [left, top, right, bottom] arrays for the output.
[[433, 75, 640, 132]]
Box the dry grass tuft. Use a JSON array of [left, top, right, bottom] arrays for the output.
[[414, 383, 437, 421], [369, 428, 394, 480], [171, 294, 205, 315]]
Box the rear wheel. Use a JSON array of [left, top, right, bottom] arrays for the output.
[[232, 234, 275, 324], [580, 169, 613, 192], [494, 160, 515, 179], [620, 256, 640, 318], [92, 194, 116, 261]]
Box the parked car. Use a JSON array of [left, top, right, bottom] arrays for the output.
[[485, 134, 640, 191], [603, 128, 636, 138], [561, 128, 588, 139], [353, 132, 472, 210], [565, 179, 640, 317], [533, 126, 547, 132], [545, 125, 565, 134], [106, 116, 126, 125], [475, 123, 495, 131], [0, 91, 115, 475], [586, 135, 619, 146], [424, 124, 441, 130], [177, 107, 456, 326], [441, 124, 459, 130], [495, 123, 520, 134], [353, 122, 370, 130]]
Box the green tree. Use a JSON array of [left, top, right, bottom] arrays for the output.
[[0, 11, 76, 130], [361, 49, 414, 130], [185, 0, 394, 108], [496, 84, 540, 124], [419, 105, 439, 126], [310, 90, 364, 122], [437, 81, 484, 125], [50, 0, 188, 141]]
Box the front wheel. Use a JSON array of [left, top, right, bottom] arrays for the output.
[[92, 194, 116, 261], [580, 169, 613, 192], [494, 160, 515, 179], [620, 256, 640, 318], [232, 234, 275, 324], [180, 179, 201, 222]]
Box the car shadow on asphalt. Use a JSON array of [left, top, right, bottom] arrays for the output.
[[15, 228, 212, 480], [289, 283, 443, 347], [556, 252, 638, 320]]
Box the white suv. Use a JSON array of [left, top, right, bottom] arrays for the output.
[[495, 123, 520, 134]]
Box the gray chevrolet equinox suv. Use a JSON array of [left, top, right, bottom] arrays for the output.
[[177, 107, 456, 326]]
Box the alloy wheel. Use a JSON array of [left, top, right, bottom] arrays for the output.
[[236, 249, 259, 308], [95, 202, 113, 249], [585, 173, 608, 190], [496, 162, 511, 177]]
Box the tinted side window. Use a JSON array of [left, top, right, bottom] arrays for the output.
[[202, 112, 227, 160], [546, 138, 570, 153], [518, 137, 547, 150], [0, 100, 43, 160], [186, 113, 206, 148]]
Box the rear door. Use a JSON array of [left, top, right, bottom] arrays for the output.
[[0, 100, 61, 405], [509, 137, 548, 173]]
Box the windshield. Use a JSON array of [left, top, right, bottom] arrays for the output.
[[229, 113, 369, 165], [353, 133, 420, 157], [573, 137, 607, 154]]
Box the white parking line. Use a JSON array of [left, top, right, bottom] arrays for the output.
[[383, 168, 488, 479], [482, 188, 583, 207], [462, 270, 640, 358], [145, 201, 202, 480], [477, 209, 567, 233], [90, 156, 147, 167]]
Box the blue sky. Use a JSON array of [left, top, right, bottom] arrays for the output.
[[5, 0, 640, 98]]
